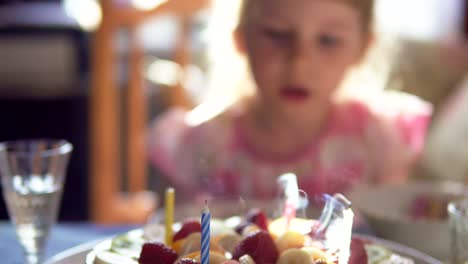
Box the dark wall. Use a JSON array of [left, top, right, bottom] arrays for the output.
[[0, 17, 90, 220], [0, 96, 89, 221]]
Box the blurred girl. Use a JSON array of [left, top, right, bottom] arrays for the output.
[[149, 0, 431, 200]]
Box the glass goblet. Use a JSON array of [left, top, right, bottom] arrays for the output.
[[0, 139, 72, 264]]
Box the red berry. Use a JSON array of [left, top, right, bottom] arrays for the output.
[[232, 230, 279, 264], [245, 209, 269, 231], [175, 258, 200, 264], [349, 237, 368, 264], [139, 242, 178, 264], [173, 220, 202, 242], [235, 209, 269, 234]]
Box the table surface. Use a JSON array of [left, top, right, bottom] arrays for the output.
[[0, 221, 138, 264]]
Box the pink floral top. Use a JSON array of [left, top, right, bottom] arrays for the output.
[[149, 98, 430, 200]]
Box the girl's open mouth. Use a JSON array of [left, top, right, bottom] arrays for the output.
[[280, 86, 310, 101]]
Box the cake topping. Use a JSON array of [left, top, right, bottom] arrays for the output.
[[175, 258, 200, 264], [139, 242, 178, 264], [276, 248, 314, 264], [232, 230, 279, 264], [173, 220, 202, 242]]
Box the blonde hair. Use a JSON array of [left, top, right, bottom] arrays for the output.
[[238, 0, 374, 33], [187, 0, 248, 124]]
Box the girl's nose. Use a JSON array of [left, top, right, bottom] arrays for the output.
[[288, 41, 313, 81]]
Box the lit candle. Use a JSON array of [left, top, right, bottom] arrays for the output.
[[200, 200, 210, 264], [165, 187, 175, 246]]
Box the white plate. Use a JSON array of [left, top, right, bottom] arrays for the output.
[[44, 239, 106, 264], [348, 181, 467, 260], [45, 232, 443, 264], [353, 235, 443, 264]]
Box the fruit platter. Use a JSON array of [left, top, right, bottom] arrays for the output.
[[85, 206, 442, 264], [83, 174, 443, 264]]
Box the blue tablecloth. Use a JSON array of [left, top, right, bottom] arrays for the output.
[[0, 221, 138, 264]]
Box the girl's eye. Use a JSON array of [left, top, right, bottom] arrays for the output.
[[262, 28, 292, 45], [318, 34, 341, 48]]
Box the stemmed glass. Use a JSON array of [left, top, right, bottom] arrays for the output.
[[448, 198, 468, 264], [0, 140, 72, 264]]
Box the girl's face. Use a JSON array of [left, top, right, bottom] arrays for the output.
[[237, 0, 371, 116]]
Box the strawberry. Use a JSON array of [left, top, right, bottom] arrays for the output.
[[139, 242, 178, 264], [232, 230, 279, 264], [175, 258, 200, 264], [173, 220, 202, 242], [245, 209, 269, 231], [235, 209, 269, 234], [348, 237, 368, 264]]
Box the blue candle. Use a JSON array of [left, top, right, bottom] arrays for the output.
[[201, 200, 210, 264]]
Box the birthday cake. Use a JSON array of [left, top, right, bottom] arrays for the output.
[[88, 209, 416, 264], [88, 176, 420, 264]]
